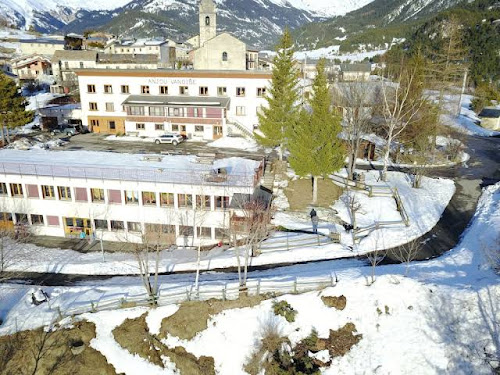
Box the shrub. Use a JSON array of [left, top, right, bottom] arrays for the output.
[[272, 300, 297, 323]]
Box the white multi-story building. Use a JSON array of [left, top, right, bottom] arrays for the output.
[[0, 149, 264, 246], [76, 69, 271, 138]]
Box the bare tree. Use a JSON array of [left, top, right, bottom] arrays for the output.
[[392, 237, 421, 276], [341, 189, 362, 246], [230, 192, 273, 291], [133, 222, 176, 306], [380, 57, 428, 181], [367, 247, 386, 285], [332, 82, 374, 180]]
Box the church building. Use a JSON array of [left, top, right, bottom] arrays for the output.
[[188, 0, 259, 71]]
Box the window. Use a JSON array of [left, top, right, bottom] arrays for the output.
[[136, 123, 145, 130], [87, 84, 96, 93], [179, 86, 188, 95], [180, 225, 194, 236], [205, 16, 210, 26], [142, 191, 157, 205], [195, 125, 203, 132], [198, 227, 211, 238], [222, 52, 228, 61], [90, 119, 100, 127], [171, 108, 181, 117], [15, 213, 28, 224], [127, 222, 142, 232], [236, 106, 246, 116], [31, 214, 44, 225], [94, 219, 108, 230], [236, 87, 246, 97], [105, 102, 114, 112], [89, 102, 98, 111], [159, 86, 168, 95], [10, 183, 23, 197], [0, 183, 7, 195], [108, 121, 116, 130], [128, 106, 144, 115], [91, 188, 105, 202], [79, 62, 84, 68], [196, 195, 211, 210], [104, 84, 113, 94], [172, 124, 179, 132], [110, 220, 124, 231], [141, 85, 150, 94], [64, 62, 69, 69], [149, 107, 165, 116], [41, 185, 55, 199], [215, 227, 225, 239], [125, 190, 139, 204], [58, 186, 72, 200], [215, 196, 229, 209], [47, 215, 59, 226], [177, 193, 192, 208], [193, 108, 200, 117], [108, 189, 122, 204], [217, 86, 227, 96], [160, 192, 174, 207], [26, 184, 39, 198], [257, 87, 267, 97], [155, 123, 164, 131], [0, 212, 13, 223], [74, 187, 88, 202], [121, 85, 129, 94], [199, 86, 208, 96]]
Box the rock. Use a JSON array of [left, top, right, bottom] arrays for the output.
[[321, 295, 347, 310]]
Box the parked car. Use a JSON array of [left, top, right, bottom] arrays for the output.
[[154, 133, 184, 146], [31, 124, 41, 131], [50, 125, 78, 136]]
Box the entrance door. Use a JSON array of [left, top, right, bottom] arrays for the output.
[[213, 125, 223, 140]]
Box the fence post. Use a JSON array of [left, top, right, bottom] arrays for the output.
[[286, 232, 289, 251], [293, 277, 297, 293], [317, 233, 320, 245], [186, 288, 191, 301], [222, 284, 227, 301], [330, 273, 334, 286]]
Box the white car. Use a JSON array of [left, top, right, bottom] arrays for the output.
[[154, 133, 184, 146]]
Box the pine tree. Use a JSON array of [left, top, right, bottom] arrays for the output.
[[0, 73, 34, 145], [288, 59, 345, 204], [255, 28, 299, 161]]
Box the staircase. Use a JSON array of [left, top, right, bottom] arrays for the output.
[[227, 118, 255, 140], [259, 232, 333, 253], [262, 162, 275, 190]]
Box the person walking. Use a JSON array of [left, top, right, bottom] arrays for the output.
[[310, 208, 319, 234]]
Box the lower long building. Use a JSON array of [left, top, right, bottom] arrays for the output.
[[0, 149, 264, 247]]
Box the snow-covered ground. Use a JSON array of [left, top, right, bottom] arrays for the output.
[[0, 182, 498, 374], [207, 136, 259, 151], [1, 170, 454, 275]]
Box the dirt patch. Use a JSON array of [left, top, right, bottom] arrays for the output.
[[285, 178, 343, 210], [113, 313, 215, 375], [316, 323, 362, 357], [161, 295, 266, 340], [321, 295, 347, 310], [0, 321, 117, 375]]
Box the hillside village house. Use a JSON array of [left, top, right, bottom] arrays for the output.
[[76, 69, 271, 138], [11, 54, 52, 80], [339, 63, 372, 81], [19, 38, 65, 56], [0, 149, 264, 246]]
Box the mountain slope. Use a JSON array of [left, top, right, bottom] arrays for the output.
[[293, 0, 466, 52]]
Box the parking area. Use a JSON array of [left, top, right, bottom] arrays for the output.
[[59, 133, 266, 159]]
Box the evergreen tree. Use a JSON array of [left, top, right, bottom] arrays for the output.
[[255, 28, 299, 161], [288, 59, 345, 204], [0, 73, 34, 145]]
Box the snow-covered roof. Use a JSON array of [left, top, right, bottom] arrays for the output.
[[0, 149, 261, 187]]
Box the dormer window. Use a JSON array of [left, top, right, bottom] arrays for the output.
[[205, 16, 210, 26], [222, 52, 228, 61]]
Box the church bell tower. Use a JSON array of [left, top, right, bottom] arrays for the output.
[[199, 0, 217, 46]]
